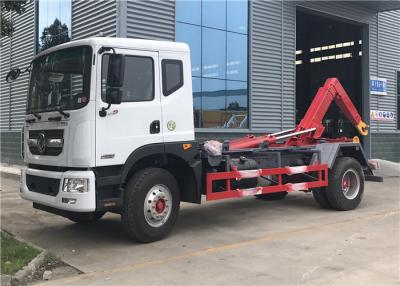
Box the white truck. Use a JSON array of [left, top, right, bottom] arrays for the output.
[[7, 37, 380, 243]]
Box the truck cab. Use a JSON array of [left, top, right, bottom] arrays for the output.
[[20, 38, 200, 229]]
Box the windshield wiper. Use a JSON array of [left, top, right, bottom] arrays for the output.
[[54, 107, 70, 118]]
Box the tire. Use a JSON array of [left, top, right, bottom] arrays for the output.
[[67, 211, 105, 223], [324, 157, 364, 211], [121, 168, 180, 243], [312, 188, 332, 209], [256, 191, 288, 200]]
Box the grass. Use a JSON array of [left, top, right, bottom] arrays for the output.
[[1, 230, 40, 275]]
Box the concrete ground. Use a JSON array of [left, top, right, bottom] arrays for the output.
[[1, 176, 399, 286], [370, 159, 400, 177]]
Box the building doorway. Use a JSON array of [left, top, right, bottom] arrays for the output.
[[296, 9, 364, 141]]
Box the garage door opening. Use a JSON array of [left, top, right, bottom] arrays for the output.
[[296, 9, 364, 140]]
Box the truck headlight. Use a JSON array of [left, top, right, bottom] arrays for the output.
[[62, 178, 89, 193]]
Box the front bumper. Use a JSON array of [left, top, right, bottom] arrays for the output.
[[20, 167, 96, 212]]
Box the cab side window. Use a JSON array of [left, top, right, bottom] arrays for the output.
[[162, 59, 183, 96], [102, 55, 154, 102]]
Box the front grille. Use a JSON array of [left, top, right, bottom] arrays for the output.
[[28, 164, 88, 172], [26, 175, 61, 197], [29, 129, 64, 156]]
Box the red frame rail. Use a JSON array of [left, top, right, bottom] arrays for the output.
[[206, 164, 329, 201]]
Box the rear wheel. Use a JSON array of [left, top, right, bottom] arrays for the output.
[[256, 191, 288, 200], [67, 211, 105, 223], [324, 157, 364, 211], [312, 188, 332, 209], [122, 168, 180, 243]]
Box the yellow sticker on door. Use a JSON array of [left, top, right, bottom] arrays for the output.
[[167, 120, 176, 131]]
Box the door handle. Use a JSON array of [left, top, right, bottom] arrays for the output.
[[150, 120, 160, 134]]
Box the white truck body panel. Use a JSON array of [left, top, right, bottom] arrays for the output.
[[20, 167, 96, 212], [95, 49, 163, 166], [159, 50, 195, 143], [24, 104, 95, 167]]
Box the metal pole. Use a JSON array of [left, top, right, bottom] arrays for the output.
[[270, 128, 296, 137], [275, 128, 316, 140]]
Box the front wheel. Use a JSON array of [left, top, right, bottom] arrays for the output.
[[323, 157, 364, 211], [122, 168, 180, 243]]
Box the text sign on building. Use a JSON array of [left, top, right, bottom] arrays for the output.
[[370, 110, 395, 121], [370, 77, 387, 95]]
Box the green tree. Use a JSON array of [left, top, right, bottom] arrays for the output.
[[227, 101, 240, 110], [1, 0, 28, 37], [40, 18, 70, 51]]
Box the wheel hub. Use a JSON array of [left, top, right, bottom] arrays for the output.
[[155, 198, 166, 213], [144, 185, 172, 227], [341, 169, 360, 200], [342, 176, 349, 190]]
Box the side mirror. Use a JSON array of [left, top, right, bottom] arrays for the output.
[[107, 54, 125, 87], [105, 88, 122, 105], [6, 68, 21, 83]]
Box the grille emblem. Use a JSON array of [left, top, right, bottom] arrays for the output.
[[37, 132, 47, 154]]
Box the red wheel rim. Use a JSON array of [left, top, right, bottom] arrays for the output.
[[342, 175, 349, 191], [155, 199, 166, 213]]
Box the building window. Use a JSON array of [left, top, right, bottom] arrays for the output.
[[36, 0, 71, 52], [176, 0, 248, 129]]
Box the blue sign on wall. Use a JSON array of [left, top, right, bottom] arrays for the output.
[[370, 77, 387, 95]]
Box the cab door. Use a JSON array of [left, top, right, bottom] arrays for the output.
[[96, 49, 162, 166]]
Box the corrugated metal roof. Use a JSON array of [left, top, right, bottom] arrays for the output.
[[0, 1, 35, 131], [71, 0, 116, 40], [126, 0, 175, 41], [346, 1, 400, 12]]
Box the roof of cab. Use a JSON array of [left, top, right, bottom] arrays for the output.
[[33, 37, 190, 60]]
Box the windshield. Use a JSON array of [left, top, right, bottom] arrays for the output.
[[27, 46, 92, 114]]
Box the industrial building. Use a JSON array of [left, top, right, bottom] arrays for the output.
[[1, 0, 399, 164]]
